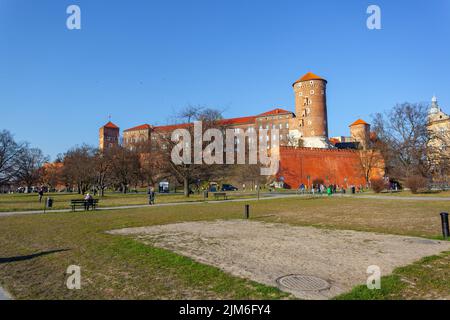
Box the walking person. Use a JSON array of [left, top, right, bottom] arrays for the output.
[[38, 188, 44, 203], [148, 187, 156, 205]]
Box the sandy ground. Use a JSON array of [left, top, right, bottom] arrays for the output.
[[109, 220, 450, 299]]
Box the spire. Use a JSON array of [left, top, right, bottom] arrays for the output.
[[429, 95, 440, 114]]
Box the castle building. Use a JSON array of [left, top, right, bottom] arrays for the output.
[[113, 72, 364, 151], [349, 119, 371, 150], [99, 72, 383, 187], [427, 96, 450, 145], [427, 96, 450, 180], [288, 72, 333, 148], [99, 121, 120, 150]]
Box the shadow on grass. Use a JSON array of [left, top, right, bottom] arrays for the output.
[[0, 249, 69, 264]]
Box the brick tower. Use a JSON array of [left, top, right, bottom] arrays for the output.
[[99, 121, 120, 150], [291, 72, 332, 148], [349, 119, 370, 150]]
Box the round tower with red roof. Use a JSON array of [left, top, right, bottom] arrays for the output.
[[291, 72, 331, 148]]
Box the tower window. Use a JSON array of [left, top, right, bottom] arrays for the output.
[[299, 92, 303, 97], [310, 81, 314, 85], [310, 90, 315, 95]]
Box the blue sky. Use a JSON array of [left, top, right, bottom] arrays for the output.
[[1, 0, 449, 159]]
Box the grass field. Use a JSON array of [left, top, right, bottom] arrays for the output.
[[0, 196, 448, 299], [0, 191, 261, 212]]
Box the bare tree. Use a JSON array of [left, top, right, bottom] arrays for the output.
[[372, 103, 430, 183], [355, 149, 384, 186], [62, 145, 96, 194], [0, 130, 26, 186], [93, 149, 113, 197], [153, 106, 230, 196], [15, 148, 49, 192], [110, 146, 141, 193]]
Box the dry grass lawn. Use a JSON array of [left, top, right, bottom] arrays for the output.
[[0, 196, 448, 299]]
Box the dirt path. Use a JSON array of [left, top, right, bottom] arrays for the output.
[[110, 220, 450, 300]]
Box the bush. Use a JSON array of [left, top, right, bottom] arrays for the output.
[[404, 175, 428, 194], [371, 179, 386, 193]]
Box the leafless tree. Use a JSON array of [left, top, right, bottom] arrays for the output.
[[372, 103, 430, 184], [15, 148, 49, 192], [93, 149, 113, 197], [109, 146, 141, 193], [0, 130, 27, 186], [62, 145, 96, 194], [153, 106, 230, 196]]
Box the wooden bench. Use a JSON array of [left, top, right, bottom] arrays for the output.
[[70, 199, 99, 212], [213, 192, 228, 200]]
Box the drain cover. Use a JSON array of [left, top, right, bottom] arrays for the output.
[[276, 275, 330, 291]]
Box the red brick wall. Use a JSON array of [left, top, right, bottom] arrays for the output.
[[278, 147, 384, 189]]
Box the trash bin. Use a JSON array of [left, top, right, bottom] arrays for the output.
[[440, 212, 449, 239], [46, 197, 53, 208], [204, 191, 209, 199], [351, 186, 356, 194]]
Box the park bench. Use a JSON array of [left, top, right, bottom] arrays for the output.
[[213, 192, 228, 200], [70, 199, 99, 212]]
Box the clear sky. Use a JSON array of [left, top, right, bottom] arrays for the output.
[[1, 0, 449, 159]]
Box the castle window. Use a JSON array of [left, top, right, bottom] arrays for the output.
[[299, 92, 303, 97], [310, 90, 315, 95], [321, 90, 324, 95], [310, 81, 314, 85], [286, 123, 289, 129], [309, 99, 312, 105], [308, 120, 312, 126]]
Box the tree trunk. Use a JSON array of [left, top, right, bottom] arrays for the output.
[[183, 177, 189, 197]]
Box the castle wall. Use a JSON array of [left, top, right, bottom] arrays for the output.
[[278, 147, 384, 188]]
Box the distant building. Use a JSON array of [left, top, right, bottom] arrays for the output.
[[99, 121, 120, 150], [427, 96, 450, 182], [98, 72, 384, 186]]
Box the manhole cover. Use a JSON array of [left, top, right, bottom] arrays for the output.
[[276, 275, 330, 291]]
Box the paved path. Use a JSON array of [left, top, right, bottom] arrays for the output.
[[0, 193, 299, 217], [345, 194, 450, 201], [0, 287, 11, 300], [1, 193, 449, 218]]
